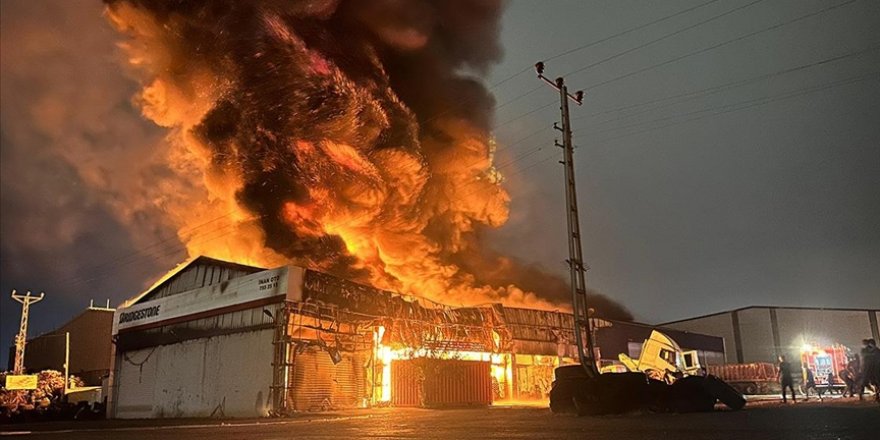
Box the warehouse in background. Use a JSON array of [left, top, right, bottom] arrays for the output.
[[661, 306, 880, 366], [5, 303, 114, 386]]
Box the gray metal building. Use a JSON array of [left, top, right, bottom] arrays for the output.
[[661, 306, 880, 364]]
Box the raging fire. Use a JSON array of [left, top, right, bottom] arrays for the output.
[[103, 0, 568, 310]]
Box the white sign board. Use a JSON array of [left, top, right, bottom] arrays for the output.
[[113, 265, 304, 334]]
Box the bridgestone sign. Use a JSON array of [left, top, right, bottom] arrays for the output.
[[118, 305, 161, 324], [113, 265, 304, 334]]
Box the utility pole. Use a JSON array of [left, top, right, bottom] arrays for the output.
[[535, 62, 597, 377], [64, 332, 71, 394], [11, 290, 45, 374]]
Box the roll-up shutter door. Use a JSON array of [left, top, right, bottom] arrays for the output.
[[289, 346, 367, 411]]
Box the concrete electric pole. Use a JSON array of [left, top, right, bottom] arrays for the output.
[[534, 62, 597, 377], [11, 290, 45, 374]]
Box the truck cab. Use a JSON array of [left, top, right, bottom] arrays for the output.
[[617, 330, 703, 382]]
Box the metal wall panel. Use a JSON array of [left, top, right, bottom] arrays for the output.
[[113, 328, 274, 418], [23, 309, 114, 385], [664, 307, 879, 365], [156, 329, 274, 418], [114, 346, 158, 419], [663, 313, 736, 363], [775, 308, 872, 362], [737, 308, 776, 363]]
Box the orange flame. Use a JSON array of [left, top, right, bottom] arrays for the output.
[[105, 1, 562, 312]]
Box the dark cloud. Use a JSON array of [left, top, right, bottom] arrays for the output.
[[0, 0, 185, 367]]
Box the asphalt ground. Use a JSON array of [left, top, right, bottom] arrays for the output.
[[1, 398, 878, 440]]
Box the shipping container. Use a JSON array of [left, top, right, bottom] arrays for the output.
[[391, 359, 492, 407]]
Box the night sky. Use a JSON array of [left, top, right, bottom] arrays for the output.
[[2, 0, 879, 368]]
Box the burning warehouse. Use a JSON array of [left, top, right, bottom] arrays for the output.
[[99, 0, 730, 419], [109, 256, 593, 418]]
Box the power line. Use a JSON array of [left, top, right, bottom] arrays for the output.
[[495, 85, 543, 110], [489, 66, 532, 91], [58, 221, 246, 291], [431, 1, 737, 129], [562, 0, 767, 77], [492, 0, 854, 136], [493, 99, 557, 130], [575, 44, 880, 127], [581, 0, 861, 91], [593, 72, 878, 137], [49, 208, 245, 285], [497, 124, 553, 150], [69, 56, 856, 290], [576, 44, 880, 121], [493, 84, 541, 110], [494, 141, 552, 170], [498, 29, 878, 163], [489, 0, 762, 135], [543, 0, 724, 63], [585, 71, 879, 143]]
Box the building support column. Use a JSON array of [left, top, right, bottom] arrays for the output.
[[731, 311, 744, 364], [769, 308, 781, 359], [869, 311, 879, 343], [271, 302, 293, 416], [510, 353, 519, 399]]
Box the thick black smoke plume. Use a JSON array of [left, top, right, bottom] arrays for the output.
[[105, 0, 633, 319]]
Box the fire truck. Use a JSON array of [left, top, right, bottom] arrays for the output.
[[800, 343, 849, 391]]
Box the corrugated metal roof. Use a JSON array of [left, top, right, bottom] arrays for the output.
[[660, 305, 880, 325], [124, 255, 264, 307]]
